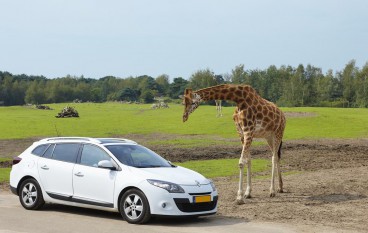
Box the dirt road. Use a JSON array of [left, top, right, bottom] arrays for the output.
[[1, 138, 368, 232], [213, 139, 368, 232], [0, 193, 304, 233], [130, 138, 368, 232]]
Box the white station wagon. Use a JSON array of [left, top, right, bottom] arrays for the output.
[[10, 137, 218, 224]]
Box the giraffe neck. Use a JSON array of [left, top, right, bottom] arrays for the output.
[[194, 84, 257, 104]]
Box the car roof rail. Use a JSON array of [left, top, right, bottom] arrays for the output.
[[38, 137, 137, 144], [40, 137, 93, 142], [94, 138, 137, 144]]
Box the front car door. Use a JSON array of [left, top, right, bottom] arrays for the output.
[[37, 143, 80, 198], [72, 144, 117, 207]]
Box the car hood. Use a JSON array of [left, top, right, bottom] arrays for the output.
[[129, 166, 209, 186]]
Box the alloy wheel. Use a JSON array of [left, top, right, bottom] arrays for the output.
[[19, 178, 44, 210], [21, 182, 38, 207], [123, 194, 144, 220]]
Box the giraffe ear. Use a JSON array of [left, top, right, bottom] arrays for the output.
[[184, 88, 192, 96], [178, 95, 184, 100]]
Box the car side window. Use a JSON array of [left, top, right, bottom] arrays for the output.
[[31, 144, 50, 156], [52, 143, 80, 163], [80, 144, 111, 167], [43, 144, 55, 159]]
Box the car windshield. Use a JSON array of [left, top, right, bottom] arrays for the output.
[[105, 144, 172, 168]]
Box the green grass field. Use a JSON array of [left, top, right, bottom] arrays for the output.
[[1, 103, 368, 141], [0, 158, 11, 162], [1, 103, 368, 182], [283, 107, 368, 140], [177, 158, 269, 178], [0, 168, 11, 183]]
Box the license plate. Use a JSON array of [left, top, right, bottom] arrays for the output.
[[194, 195, 211, 203]]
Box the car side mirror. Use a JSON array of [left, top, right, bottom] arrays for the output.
[[98, 160, 117, 170]]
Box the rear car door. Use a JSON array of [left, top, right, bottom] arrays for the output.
[[72, 144, 117, 207], [37, 143, 80, 198]]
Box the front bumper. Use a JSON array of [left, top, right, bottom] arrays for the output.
[[143, 182, 218, 216], [173, 195, 218, 213]]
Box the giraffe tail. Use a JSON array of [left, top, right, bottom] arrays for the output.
[[277, 141, 283, 159]]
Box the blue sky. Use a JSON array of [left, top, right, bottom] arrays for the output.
[[1, 0, 367, 80]]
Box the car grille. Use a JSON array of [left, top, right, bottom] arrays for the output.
[[173, 196, 218, 213]]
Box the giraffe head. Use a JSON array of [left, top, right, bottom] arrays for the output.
[[182, 88, 201, 122]]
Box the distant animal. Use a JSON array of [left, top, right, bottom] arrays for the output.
[[215, 100, 222, 117], [151, 103, 159, 109], [159, 102, 169, 108], [151, 101, 169, 109]]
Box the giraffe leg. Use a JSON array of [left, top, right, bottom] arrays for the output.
[[244, 153, 252, 199], [270, 154, 277, 197], [236, 141, 246, 204], [236, 158, 245, 205], [215, 101, 220, 117], [236, 134, 252, 204], [269, 139, 283, 197], [267, 136, 279, 197], [276, 159, 283, 193], [276, 141, 283, 193], [219, 101, 223, 117]]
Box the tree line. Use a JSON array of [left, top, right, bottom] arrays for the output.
[[0, 60, 367, 107]]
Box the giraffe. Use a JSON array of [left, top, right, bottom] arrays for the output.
[[213, 74, 224, 118], [182, 84, 286, 204], [215, 100, 223, 117]]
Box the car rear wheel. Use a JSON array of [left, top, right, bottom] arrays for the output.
[[120, 189, 151, 224], [19, 178, 45, 210]]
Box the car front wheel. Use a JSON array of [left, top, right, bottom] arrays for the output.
[[19, 178, 45, 210], [120, 189, 151, 224]]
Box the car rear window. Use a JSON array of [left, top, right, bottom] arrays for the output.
[[31, 144, 50, 156]]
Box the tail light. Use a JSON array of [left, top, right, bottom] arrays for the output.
[[12, 156, 22, 165]]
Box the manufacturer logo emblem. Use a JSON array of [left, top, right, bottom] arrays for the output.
[[195, 180, 201, 187]]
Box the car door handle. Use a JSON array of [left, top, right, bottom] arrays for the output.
[[40, 165, 49, 170], [74, 172, 84, 177]]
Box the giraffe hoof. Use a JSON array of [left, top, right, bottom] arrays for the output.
[[277, 188, 284, 193], [270, 192, 276, 198], [235, 198, 245, 205], [244, 194, 252, 199]]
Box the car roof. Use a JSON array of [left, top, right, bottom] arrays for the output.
[[37, 137, 137, 145]]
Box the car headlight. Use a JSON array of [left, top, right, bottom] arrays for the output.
[[147, 179, 185, 193], [209, 179, 216, 192]]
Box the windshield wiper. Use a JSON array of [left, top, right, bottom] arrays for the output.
[[135, 165, 163, 168], [168, 161, 177, 167]]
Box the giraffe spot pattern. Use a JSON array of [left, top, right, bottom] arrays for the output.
[[185, 84, 285, 145]]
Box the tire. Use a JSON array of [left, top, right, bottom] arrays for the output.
[[19, 178, 45, 210], [119, 188, 151, 224]]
